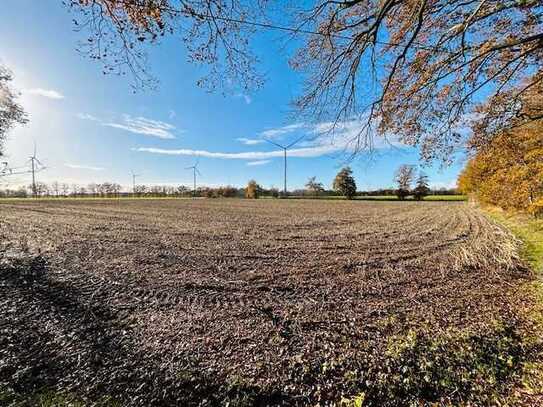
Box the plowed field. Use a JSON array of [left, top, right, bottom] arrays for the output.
[[0, 199, 538, 406]]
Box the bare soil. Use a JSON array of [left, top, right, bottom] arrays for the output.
[[0, 199, 537, 406]]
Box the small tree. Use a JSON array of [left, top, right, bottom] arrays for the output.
[[305, 176, 325, 197], [269, 187, 279, 198], [333, 167, 357, 200], [61, 183, 70, 197], [413, 173, 430, 201], [177, 185, 190, 197], [245, 180, 261, 199], [394, 165, 415, 200], [51, 181, 60, 198]]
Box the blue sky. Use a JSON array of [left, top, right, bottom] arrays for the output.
[[0, 1, 463, 191]]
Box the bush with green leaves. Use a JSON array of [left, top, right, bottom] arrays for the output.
[[413, 173, 431, 201]]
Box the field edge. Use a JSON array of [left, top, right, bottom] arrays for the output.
[[482, 207, 543, 404]]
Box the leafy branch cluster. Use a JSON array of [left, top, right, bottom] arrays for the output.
[[65, 1, 542, 163], [0, 66, 27, 156]]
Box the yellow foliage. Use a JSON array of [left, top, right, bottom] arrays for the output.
[[458, 120, 543, 212], [245, 180, 260, 199], [529, 198, 543, 219]]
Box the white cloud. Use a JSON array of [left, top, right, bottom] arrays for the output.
[[135, 119, 407, 162], [236, 137, 265, 145], [259, 123, 305, 139], [76, 113, 99, 121], [65, 163, 105, 171], [104, 115, 177, 139], [78, 113, 178, 139], [24, 88, 64, 100], [134, 145, 336, 159], [255, 120, 404, 151], [246, 160, 271, 166], [307, 120, 405, 151]]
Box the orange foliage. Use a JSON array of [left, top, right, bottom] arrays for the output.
[[459, 74, 543, 213], [458, 120, 543, 212]]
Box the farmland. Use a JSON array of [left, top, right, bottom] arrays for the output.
[[0, 199, 541, 406]]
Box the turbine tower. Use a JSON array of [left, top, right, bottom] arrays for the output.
[[264, 135, 304, 197], [131, 171, 141, 197], [185, 158, 201, 198], [29, 143, 45, 198]]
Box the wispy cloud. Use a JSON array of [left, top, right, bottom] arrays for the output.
[[306, 120, 405, 151], [134, 145, 336, 159], [236, 137, 265, 145], [256, 120, 404, 152], [76, 113, 99, 121], [246, 160, 271, 166], [104, 115, 177, 139], [78, 113, 178, 139], [136, 119, 407, 161], [259, 123, 305, 139], [25, 88, 64, 100], [65, 163, 104, 171]]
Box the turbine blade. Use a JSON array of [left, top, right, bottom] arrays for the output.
[[286, 135, 305, 149], [264, 138, 286, 149]]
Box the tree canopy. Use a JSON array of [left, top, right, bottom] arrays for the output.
[[0, 66, 27, 156], [458, 78, 543, 213], [458, 122, 543, 212], [245, 179, 261, 199], [333, 167, 357, 199], [394, 164, 415, 200], [67, 1, 543, 162], [413, 173, 430, 201], [305, 176, 325, 196]]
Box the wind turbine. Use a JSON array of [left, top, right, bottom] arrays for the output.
[[130, 171, 141, 196], [264, 135, 305, 197], [29, 142, 45, 198], [185, 158, 201, 198]]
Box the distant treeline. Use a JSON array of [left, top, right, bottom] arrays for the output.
[[0, 181, 459, 199]]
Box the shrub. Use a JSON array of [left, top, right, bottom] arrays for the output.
[[218, 186, 238, 198], [204, 188, 217, 198], [396, 188, 410, 200], [245, 180, 261, 199], [529, 198, 543, 218]]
